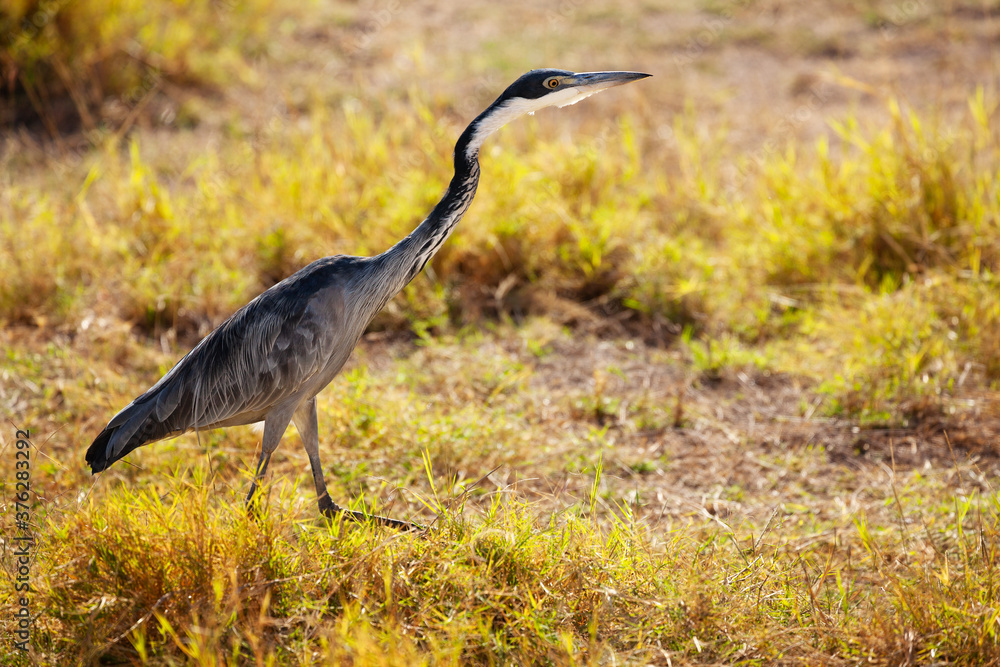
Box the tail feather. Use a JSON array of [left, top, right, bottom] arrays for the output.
[[85, 426, 118, 473], [86, 390, 185, 473]]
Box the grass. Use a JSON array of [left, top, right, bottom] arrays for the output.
[[4, 82, 997, 416], [4, 321, 1000, 664], [0, 0, 284, 133], [2, 0, 1000, 663], [11, 450, 1000, 664]]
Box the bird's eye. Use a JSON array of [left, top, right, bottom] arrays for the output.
[[545, 77, 560, 89]]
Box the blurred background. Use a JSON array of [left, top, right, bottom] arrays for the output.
[[2, 1, 1000, 662], [3, 0, 999, 432], [2, 0, 997, 334]]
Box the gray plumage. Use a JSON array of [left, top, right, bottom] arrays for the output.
[[87, 69, 651, 529]]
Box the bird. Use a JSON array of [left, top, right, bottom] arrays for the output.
[[87, 68, 651, 530]]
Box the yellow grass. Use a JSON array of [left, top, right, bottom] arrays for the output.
[[2, 0, 1000, 663]]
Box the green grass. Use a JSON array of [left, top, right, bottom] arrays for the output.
[[9, 459, 999, 664], [4, 84, 998, 417], [1, 0, 285, 132], [3, 0, 1000, 663], [5, 319, 1000, 664]]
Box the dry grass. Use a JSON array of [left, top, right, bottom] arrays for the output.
[[2, 0, 1000, 664], [0, 0, 285, 134]]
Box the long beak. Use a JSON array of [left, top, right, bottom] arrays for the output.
[[567, 71, 652, 89], [554, 71, 652, 107]]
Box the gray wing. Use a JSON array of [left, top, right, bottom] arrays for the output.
[[149, 295, 333, 428], [87, 258, 349, 472]]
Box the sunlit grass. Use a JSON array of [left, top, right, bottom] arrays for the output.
[[1, 0, 286, 131], [4, 85, 998, 417], [3, 316, 1000, 663], [3, 2, 1000, 663], [5, 454, 996, 664]]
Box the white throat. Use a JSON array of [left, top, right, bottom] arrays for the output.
[[464, 87, 600, 161]]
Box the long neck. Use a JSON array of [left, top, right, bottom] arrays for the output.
[[372, 145, 481, 293], [357, 104, 512, 317]]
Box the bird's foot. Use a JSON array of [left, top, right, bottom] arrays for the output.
[[319, 498, 422, 532]]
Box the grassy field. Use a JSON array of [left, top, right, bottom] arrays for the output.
[[2, 0, 1000, 664]]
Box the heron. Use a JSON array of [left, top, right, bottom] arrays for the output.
[[87, 69, 651, 530]]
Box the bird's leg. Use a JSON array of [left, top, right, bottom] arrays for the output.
[[291, 398, 335, 513], [245, 448, 280, 517], [245, 453, 271, 517], [292, 398, 421, 532], [246, 409, 294, 517]]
